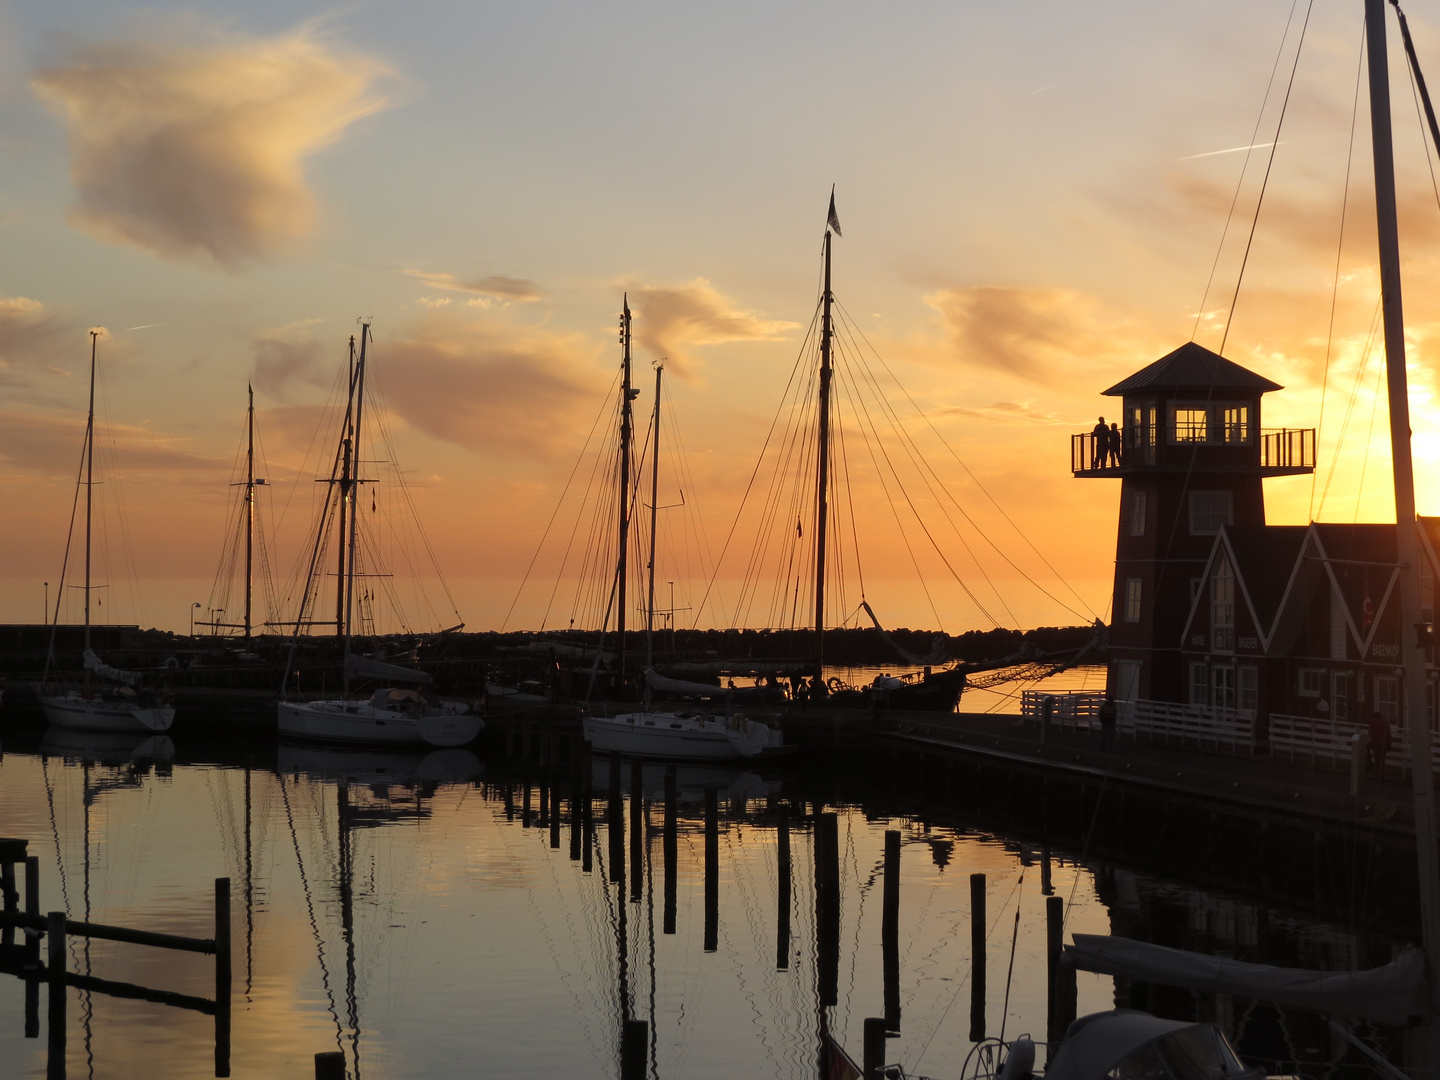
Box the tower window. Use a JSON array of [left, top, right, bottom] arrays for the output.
[[1173, 408, 1208, 442], [1124, 578, 1142, 622], [1189, 491, 1233, 535], [1222, 406, 1250, 444], [1129, 491, 1147, 536]]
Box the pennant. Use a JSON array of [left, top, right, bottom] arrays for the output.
[[826, 186, 842, 237]]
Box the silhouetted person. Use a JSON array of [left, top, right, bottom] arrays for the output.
[[1098, 693, 1118, 751], [1108, 422, 1122, 467], [1091, 416, 1109, 469], [1368, 710, 1394, 777]]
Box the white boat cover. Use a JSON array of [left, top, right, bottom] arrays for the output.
[[1044, 1012, 1202, 1080], [344, 652, 434, 685], [1065, 934, 1427, 1025], [644, 667, 728, 696], [83, 649, 140, 686]]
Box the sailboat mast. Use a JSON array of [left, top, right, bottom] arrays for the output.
[[84, 330, 97, 653], [617, 298, 635, 688], [1364, 0, 1440, 1052], [336, 337, 355, 643], [813, 230, 835, 678], [646, 364, 663, 671], [244, 383, 255, 647], [344, 324, 370, 667]]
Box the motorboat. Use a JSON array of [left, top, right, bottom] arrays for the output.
[[279, 683, 481, 748]]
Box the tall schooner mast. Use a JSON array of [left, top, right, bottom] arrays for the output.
[[813, 192, 839, 683]]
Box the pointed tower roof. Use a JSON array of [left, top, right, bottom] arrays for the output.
[[1102, 342, 1283, 396]]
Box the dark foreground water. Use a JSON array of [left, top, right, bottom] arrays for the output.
[[0, 720, 1404, 1080]]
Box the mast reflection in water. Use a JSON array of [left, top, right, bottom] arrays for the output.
[[0, 727, 1406, 1079]]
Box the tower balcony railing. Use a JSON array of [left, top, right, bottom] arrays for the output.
[[1071, 427, 1316, 476], [1259, 427, 1315, 470]]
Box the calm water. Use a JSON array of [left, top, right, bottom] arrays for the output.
[[0, 718, 1400, 1079]]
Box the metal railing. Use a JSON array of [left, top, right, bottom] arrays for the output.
[[1260, 428, 1315, 469], [1071, 433, 1118, 473]]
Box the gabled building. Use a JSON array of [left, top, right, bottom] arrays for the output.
[[1179, 520, 1440, 731]]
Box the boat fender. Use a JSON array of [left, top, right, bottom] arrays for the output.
[[998, 1037, 1034, 1080], [827, 676, 843, 691], [163, 656, 180, 670]]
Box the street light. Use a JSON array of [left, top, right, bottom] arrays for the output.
[[191, 602, 201, 640]]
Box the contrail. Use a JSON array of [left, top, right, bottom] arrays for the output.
[[1181, 141, 1282, 160], [127, 322, 166, 330]]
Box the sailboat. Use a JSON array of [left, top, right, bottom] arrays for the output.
[[580, 345, 789, 760], [39, 331, 175, 734], [275, 323, 481, 749]]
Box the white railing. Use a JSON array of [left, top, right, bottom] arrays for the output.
[[1127, 699, 1255, 754], [1268, 712, 1416, 771], [1021, 690, 1106, 733]]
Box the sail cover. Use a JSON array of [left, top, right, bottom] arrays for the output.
[[1065, 934, 1427, 1025], [83, 649, 140, 686], [344, 652, 434, 685]]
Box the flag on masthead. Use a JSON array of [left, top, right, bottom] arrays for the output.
[[826, 186, 842, 237]]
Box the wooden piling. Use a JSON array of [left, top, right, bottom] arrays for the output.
[[663, 765, 677, 935], [25, 972, 38, 1039], [969, 872, 986, 1042], [314, 1051, 346, 1080], [215, 878, 232, 1078], [1046, 894, 1064, 1043], [47, 911, 65, 1080], [549, 783, 561, 850], [621, 1019, 648, 1080], [2, 859, 16, 949], [883, 829, 901, 1032], [608, 754, 625, 884], [815, 812, 840, 1006], [776, 805, 791, 970], [704, 787, 719, 952], [581, 749, 594, 874], [629, 758, 644, 902], [863, 1016, 888, 1080], [26, 855, 41, 964], [1041, 847, 1053, 896]]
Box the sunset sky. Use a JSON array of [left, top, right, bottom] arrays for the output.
[[7, 0, 1440, 636]]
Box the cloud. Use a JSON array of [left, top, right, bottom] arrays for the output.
[[251, 313, 603, 459], [923, 286, 1140, 381], [251, 325, 336, 402], [32, 22, 392, 268], [403, 270, 546, 303], [0, 408, 223, 477], [628, 278, 796, 376], [0, 297, 65, 384], [934, 399, 1064, 424], [377, 318, 603, 459]]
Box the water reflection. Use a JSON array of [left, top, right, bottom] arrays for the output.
[[0, 722, 1406, 1079]]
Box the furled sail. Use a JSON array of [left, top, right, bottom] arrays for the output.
[[644, 667, 728, 696], [344, 652, 434, 685], [83, 649, 140, 686], [1065, 934, 1426, 1026], [860, 602, 952, 665]]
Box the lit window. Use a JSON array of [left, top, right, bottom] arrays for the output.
[[1174, 408, 1208, 442], [1124, 578, 1142, 623], [1299, 669, 1322, 697], [1130, 491, 1147, 537], [1190, 491, 1233, 535], [1222, 406, 1250, 444]]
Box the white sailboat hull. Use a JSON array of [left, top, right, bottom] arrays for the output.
[[277, 698, 483, 748], [39, 691, 175, 733], [583, 712, 787, 761]]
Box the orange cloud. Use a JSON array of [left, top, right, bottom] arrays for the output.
[[32, 22, 392, 267], [0, 409, 223, 478], [630, 278, 796, 376], [923, 286, 1142, 381], [0, 297, 65, 385], [403, 269, 546, 303]]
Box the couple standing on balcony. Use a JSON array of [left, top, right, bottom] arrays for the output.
[[1092, 417, 1122, 469]]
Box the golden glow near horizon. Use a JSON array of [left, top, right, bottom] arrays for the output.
[[8, 2, 1440, 632]]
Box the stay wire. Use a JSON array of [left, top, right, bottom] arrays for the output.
[[1310, 23, 1367, 521], [1192, 0, 1304, 340], [1218, 0, 1315, 356]]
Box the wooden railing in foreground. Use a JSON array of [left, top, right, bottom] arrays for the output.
[[1020, 690, 1106, 732]]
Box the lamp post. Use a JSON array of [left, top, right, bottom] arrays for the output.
[[191, 602, 201, 641]]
